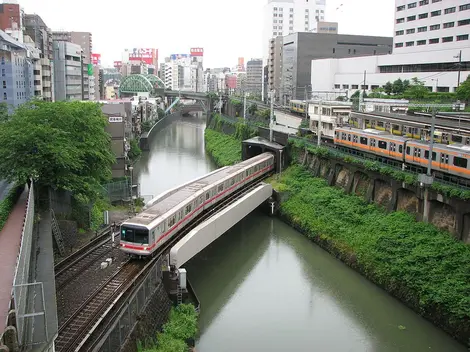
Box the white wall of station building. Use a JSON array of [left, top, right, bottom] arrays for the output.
[[311, 0, 470, 96]]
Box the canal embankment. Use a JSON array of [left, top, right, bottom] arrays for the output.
[[204, 116, 470, 347]]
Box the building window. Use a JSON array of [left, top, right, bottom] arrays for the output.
[[407, 15, 416, 21], [395, 42, 404, 48], [458, 19, 470, 26], [459, 4, 470, 11], [2, 81, 5, 88], [418, 26, 427, 32], [408, 2, 417, 8], [397, 5, 405, 11], [289, 26, 293, 30], [406, 41, 415, 46], [419, 13, 428, 19], [444, 7, 456, 14], [431, 0, 441, 2], [442, 36, 453, 42], [290, 8, 293, 12], [430, 24, 440, 30], [396, 18, 405, 24], [406, 28, 415, 34], [273, 7, 277, 10], [342, 84, 349, 89], [1, 69, 4, 76], [444, 22, 455, 28], [3, 93, 6, 100], [396, 30, 404, 35], [429, 38, 439, 44], [352, 85, 359, 89], [431, 10, 441, 16], [419, 0, 428, 5], [457, 34, 469, 41], [334, 84, 340, 89], [361, 85, 368, 90]]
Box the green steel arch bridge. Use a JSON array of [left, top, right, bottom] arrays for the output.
[[118, 74, 166, 97]]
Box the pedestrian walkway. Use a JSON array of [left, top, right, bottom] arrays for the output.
[[0, 187, 28, 332]]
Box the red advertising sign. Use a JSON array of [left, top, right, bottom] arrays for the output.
[[190, 48, 204, 57], [113, 61, 122, 69], [91, 53, 101, 65], [128, 48, 158, 65]]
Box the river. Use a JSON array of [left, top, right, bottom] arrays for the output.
[[134, 114, 465, 352]]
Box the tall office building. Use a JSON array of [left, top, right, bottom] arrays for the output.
[[53, 31, 94, 100], [246, 59, 263, 95], [393, 0, 469, 53], [53, 41, 83, 101], [311, 0, 470, 95], [0, 30, 34, 107], [263, 0, 327, 57], [23, 14, 54, 101]]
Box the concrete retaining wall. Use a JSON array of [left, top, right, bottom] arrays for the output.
[[140, 112, 182, 151]]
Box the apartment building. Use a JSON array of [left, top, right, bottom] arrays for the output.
[[246, 59, 263, 95], [53, 41, 83, 101]]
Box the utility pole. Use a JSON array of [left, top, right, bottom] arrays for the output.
[[455, 50, 462, 88], [317, 100, 322, 146], [270, 90, 275, 142], [243, 92, 248, 120], [427, 107, 436, 177]]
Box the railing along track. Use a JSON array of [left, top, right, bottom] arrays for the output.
[[73, 176, 272, 352]]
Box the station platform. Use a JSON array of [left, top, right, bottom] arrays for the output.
[[0, 187, 28, 332]]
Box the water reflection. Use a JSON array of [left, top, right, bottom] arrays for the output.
[[189, 214, 465, 352], [133, 115, 216, 198]]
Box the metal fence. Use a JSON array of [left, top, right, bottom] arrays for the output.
[[12, 181, 36, 346], [102, 179, 131, 203], [91, 256, 163, 352]]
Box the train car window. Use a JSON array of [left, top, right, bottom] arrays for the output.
[[452, 135, 463, 143], [399, 145, 403, 153], [199, 195, 203, 205], [453, 156, 468, 169], [206, 192, 210, 200], [371, 139, 376, 147], [417, 149, 421, 158], [378, 141, 387, 150], [360, 137, 368, 145], [185, 204, 192, 214], [168, 215, 176, 228], [218, 183, 223, 192], [348, 134, 351, 141], [231, 178, 235, 186], [353, 135, 358, 143], [406, 146, 410, 155], [342, 133, 346, 140]]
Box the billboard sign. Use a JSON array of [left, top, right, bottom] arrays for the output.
[[91, 53, 101, 65], [170, 54, 189, 61], [114, 61, 122, 69], [108, 116, 123, 123], [190, 48, 204, 57], [87, 64, 93, 76], [128, 48, 157, 65]]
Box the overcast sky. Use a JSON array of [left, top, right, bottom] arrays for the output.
[[18, 0, 395, 68]]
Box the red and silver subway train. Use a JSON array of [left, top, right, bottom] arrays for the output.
[[334, 127, 470, 180], [119, 152, 275, 257]]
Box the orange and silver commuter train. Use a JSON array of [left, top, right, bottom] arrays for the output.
[[334, 127, 470, 180], [119, 152, 275, 257]]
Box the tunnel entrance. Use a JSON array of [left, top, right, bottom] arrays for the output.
[[242, 136, 285, 173]]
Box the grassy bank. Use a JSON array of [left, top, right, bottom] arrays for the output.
[[272, 165, 470, 344], [139, 304, 198, 352], [0, 184, 23, 231], [204, 129, 241, 166]]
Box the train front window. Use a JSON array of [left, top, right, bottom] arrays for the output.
[[121, 226, 149, 244]]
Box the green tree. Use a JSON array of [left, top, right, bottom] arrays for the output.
[[392, 78, 404, 94], [456, 75, 470, 104], [383, 81, 393, 95], [248, 103, 258, 115], [404, 77, 429, 100], [157, 107, 165, 119], [0, 103, 8, 123], [0, 101, 115, 202]]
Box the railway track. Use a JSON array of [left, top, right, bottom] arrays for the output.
[[62, 177, 273, 352], [55, 225, 121, 291], [54, 260, 144, 352]]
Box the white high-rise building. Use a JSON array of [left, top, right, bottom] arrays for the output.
[[393, 0, 470, 53], [310, 0, 470, 96], [262, 0, 327, 59]]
